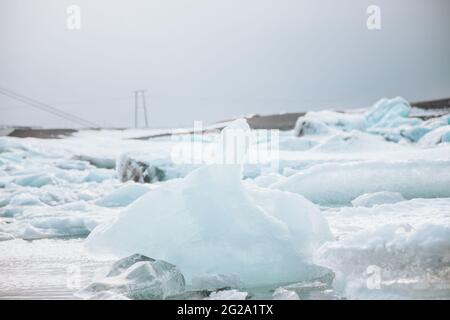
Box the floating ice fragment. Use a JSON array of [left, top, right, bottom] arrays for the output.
[[419, 126, 450, 146], [84, 169, 115, 183], [95, 183, 152, 207], [77, 254, 185, 300], [400, 126, 431, 143], [13, 173, 55, 188], [0, 232, 14, 241], [9, 193, 44, 207], [272, 288, 300, 300]]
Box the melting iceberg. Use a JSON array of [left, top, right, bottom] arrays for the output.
[[86, 120, 332, 286], [271, 160, 450, 205]]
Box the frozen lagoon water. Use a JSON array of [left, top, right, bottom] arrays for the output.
[[1, 98, 450, 299]]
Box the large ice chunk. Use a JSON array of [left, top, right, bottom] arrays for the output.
[[299, 110, 366, 132], [419, 126, 450, 146], [86, 119, 332, 286], [272, 160, 450, 205], [365, 97, 421, 129]]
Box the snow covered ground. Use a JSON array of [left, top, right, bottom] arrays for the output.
[[0, 97, 449, 299]]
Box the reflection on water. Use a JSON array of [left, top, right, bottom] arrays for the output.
[[0, 237, 341, 300], [0, 238, 113, 300]]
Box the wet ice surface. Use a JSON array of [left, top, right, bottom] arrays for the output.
[[1, 97, 450, 299], [0, 238, 113, 299]]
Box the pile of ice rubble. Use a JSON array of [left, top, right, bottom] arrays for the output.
[[293, 96, 450, 144], [270, 97, 450, 205], [1, 96, 450, 299]]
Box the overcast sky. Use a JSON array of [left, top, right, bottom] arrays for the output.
[[1, 0, 449, 128]]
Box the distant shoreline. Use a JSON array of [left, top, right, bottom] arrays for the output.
[[2, 98, 449, 139]]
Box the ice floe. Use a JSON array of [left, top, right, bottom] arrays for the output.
[[95, 183, 152, 207]]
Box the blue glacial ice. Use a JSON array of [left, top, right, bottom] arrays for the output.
[[95, 183, 152, 207], [85, 120, 332, 286], [271, 160, 450, 205], [315, 223, 450, 299]]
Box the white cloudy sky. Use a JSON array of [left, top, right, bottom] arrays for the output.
[[1, 0, 449, 128]]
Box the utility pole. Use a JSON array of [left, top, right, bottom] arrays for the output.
[[133, 89, 149, 128], [134, 91, 138, 128]]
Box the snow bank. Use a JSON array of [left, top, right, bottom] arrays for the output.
[[351, 191, 405, 208], [272, 160, 450, 205], [311, 130, 400, 153], [74, 155, 116, 169], [315, 223, 450, 299], [252, 173, 286, 188], [86, 119, 332, 286], [298, 110, 366, 132]]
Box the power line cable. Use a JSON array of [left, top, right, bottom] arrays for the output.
[[0, 87, 100, 128]]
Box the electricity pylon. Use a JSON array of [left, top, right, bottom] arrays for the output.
[[133, 90, 149, 128]]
